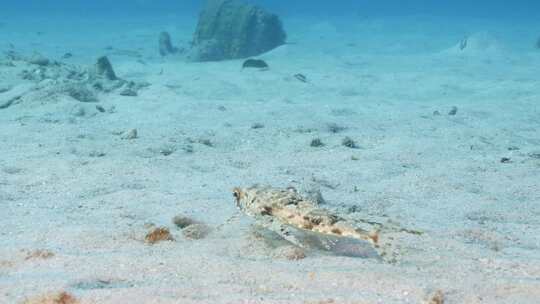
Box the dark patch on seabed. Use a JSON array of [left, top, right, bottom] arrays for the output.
[[70, 279, 135, 290]]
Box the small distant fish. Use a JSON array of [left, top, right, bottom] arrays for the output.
[[459, 37, 468, 50]]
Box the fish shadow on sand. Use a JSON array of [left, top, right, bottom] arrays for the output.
[[252, 224, 381, 260]]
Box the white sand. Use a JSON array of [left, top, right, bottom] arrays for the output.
[[1, 12, 540, 303]]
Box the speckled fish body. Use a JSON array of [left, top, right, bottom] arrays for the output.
[[233, 185, 380, 259]]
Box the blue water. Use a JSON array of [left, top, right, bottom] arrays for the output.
[[4, 0, 540, 20]]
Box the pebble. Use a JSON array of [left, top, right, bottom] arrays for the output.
[[529, 152, 540, 159], [66, 84, 98, 103], [310, 138, 324, 147], [88, 151, 106, 158], [182, 144, 194, 153], [342, 137, 358, 149], [326, 122, 346, 133], [251, 123, 265, 129], [448, 106, 458, 116], [500, 157, 511, 163], [28, 53, 50, 66], [242, 59, 268, 69], [156, 144, 176, 156], [120, 88, 137, 97], [121, 129, 138, 140], [198, 138, 214, 147], [182, 223, 211, 240], [172, 215, 197, 229]]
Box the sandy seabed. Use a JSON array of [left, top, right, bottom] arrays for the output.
[[1, 12, 540, 304]]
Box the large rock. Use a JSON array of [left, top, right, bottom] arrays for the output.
[[191, 0, 286, 61]]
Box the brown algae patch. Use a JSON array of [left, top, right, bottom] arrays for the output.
[[145, 227, 174, 244], [23, 249, 55, 260], [22, 291, 78, 304]]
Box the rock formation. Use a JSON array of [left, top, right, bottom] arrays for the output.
[[190, 0, 286, 61], [159, 32, 178, 56], [95, 56, 117, 81]]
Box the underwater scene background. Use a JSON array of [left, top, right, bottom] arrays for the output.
[[1, 1, 539, 303]]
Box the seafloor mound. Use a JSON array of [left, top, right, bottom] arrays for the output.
[[0, 51, 148, 110], [190, 0, 286, 61], [446, 31, 505, 56]]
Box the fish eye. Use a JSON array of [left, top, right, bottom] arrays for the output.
[[233, 188, 241, 201]]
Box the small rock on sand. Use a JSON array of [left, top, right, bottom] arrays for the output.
[[310, 138, 324, 147], [528, 152, 540, 159], [121, 129, 138, 140], [27, 53, 50, 66], [119, 87, 137, 96], [500, 157, 511, 163], [251, 122, 265, 129], [342, 136, 358, 149], [182, 223, 211, 240], [242, 59, 269, 69], [65, 84, 98, 103], [172, 215, 198, 229], [326, 122, 346, 133]]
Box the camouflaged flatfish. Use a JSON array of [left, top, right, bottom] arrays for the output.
[[233, 185, 381, 259]]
